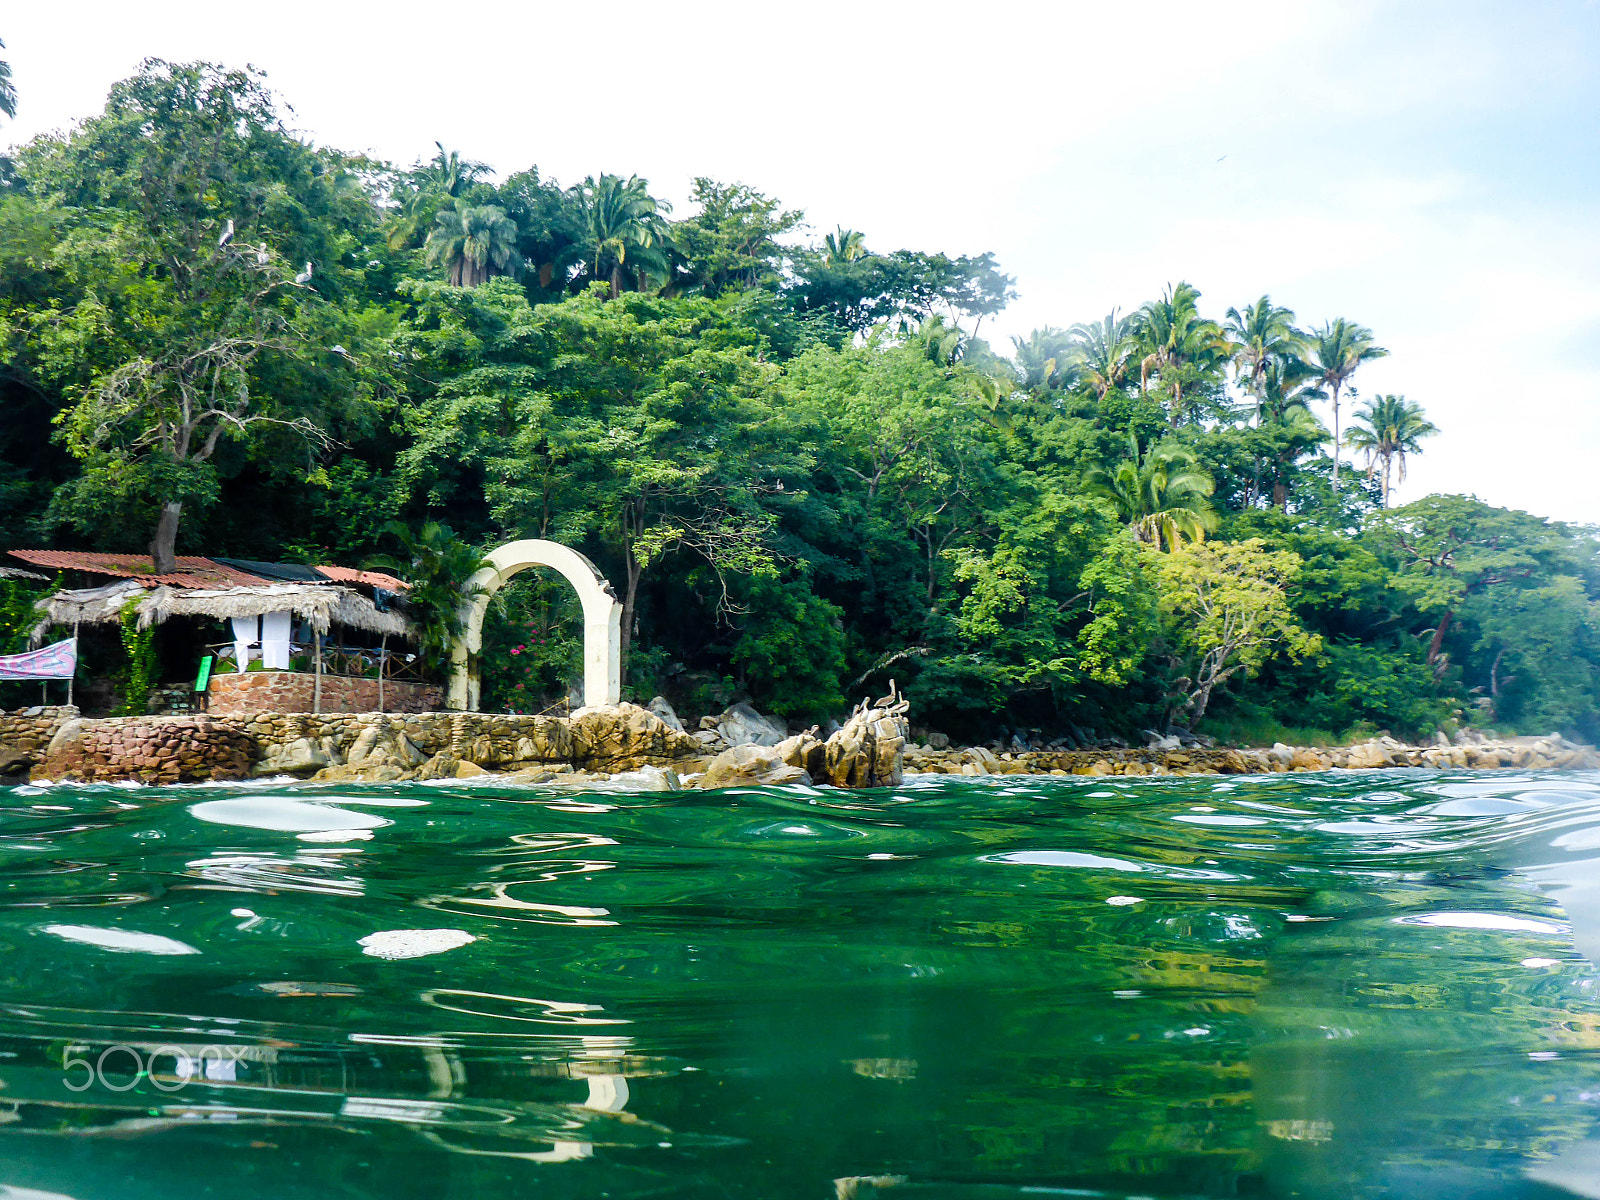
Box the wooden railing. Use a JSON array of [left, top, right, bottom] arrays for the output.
[[206, 642, 429, 683]]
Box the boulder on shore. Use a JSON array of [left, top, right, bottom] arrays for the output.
[[695, 743, 812, 788], [714, 702, 788, 748], [819, 692, 910, 788]]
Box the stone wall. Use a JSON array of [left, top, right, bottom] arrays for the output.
[[40, 715, 255, 784], [236, 704, 704, 780], [0, 706, 79, 755], [0, 706, 80, 777], [208, 670, 442, 715]]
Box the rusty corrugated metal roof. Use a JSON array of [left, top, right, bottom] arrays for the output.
[[315, 564, 409, 592], [7, 549, 273, 588], [8, 549, 410, 593]]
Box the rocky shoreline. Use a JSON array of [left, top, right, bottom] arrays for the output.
[[0, 702, 1595, 788]]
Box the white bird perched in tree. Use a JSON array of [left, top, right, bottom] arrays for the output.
[[294, 261, 313, 285], [330, 345, 348, 356], [217, 218, 234, 248], [255, 242, 269, 265]]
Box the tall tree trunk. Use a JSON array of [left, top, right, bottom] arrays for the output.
[[1273, 480, 1289, 512], [1426, 609, 1453, 667], [1331, 383, 1342, 491], [619, 553, 641, 687], [609, 265, 623, 300], [150, 501, 183, 575], [1381, 455, 1391, 508], [1186, 648, 1228, 729], [617, 499, 645, 685]]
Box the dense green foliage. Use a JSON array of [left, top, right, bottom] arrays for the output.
[[2, 60, 1595, 741]]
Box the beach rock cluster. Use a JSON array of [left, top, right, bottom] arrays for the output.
[[6, 701, 1597, 787], [39, 715, 254, 783], [902, 732, 1600, 776], [693, 695, 911, 789]]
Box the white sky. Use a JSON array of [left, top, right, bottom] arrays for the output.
[[5, 0, 1598, 521]]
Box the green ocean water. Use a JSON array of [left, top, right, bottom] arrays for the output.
[[0, 770, 1597, 1199]]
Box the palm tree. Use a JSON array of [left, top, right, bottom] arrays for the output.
[[1068, 310, 1141, 400], [1136, 282, 1229, 424], [1087, 433, 1219, 551], [1344, 394, 1437, 507], [367, 521, 492, 673], [1224, 295, 1302, 419], [1239, 348, 1327, 511], [1308, 318, 1387, 491], [425, 204, 524, 287], [421, 142, 489, 198], [0, 39, 15, 121], [1010, 326, 1079, 391], [581, 174, 673, 299], [822, 227, 867, 264], [386, 143, 491, 251]]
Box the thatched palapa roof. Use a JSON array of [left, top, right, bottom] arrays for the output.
[[136, 584, 414, 639], [32, 582, 415, 644]]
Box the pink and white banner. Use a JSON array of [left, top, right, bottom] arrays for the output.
[[0, 637, 77, 681]]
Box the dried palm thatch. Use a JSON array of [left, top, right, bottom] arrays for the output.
[[33, 581, 415, 642], [135, 584, 415, 639], [30, 580, 147, 643]]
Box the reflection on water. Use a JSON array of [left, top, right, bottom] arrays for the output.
[[0, 771, 1596, 1198]]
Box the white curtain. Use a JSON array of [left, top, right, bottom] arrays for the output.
[[230, 615, 258, 673], [260, 610, 292, 670]]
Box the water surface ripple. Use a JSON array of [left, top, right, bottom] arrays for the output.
[[0, 769, 1598, 1198]]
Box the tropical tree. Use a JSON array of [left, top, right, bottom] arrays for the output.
[[1011, 326, 1078, 391], [1367, 495, 1573, 673], [496, 166, 589, 293], [581, 173, 673, 299], [425, 204, 524, 287], [1136, 282, 1229, 424], [673, 178, 801, 297], [822, 226, 866, 264], [1344, 394, 1437, 507], [1224, 295, 1301, 418], [1158, 539, 1320, 729], [1252, 355, 1328, 511], [24, 60, 361, 573], [1087, 434, 1218, 551], [0, 38, 16, 121], [1068, 310, 1141, 400], [1308, 318, 1387, 490], [368, 521, 491, 673], [384, 143, 491, 251]]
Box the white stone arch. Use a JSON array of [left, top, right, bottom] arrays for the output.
[[447, 539, 623, 711]]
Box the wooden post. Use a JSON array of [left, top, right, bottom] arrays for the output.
[[377, 633, 386, 713], [313, 634, 323, 715], [68, 620, 78, 708]]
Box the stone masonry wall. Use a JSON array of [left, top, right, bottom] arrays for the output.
[[0, 706, 79, 758], [41, 715, 255, 784], [208, 671, 442, 715]]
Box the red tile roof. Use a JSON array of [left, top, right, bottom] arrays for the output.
[[7, 549, 273, 588], [315, 565, 409, 592]]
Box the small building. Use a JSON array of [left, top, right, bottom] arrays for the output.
[[9, 550, 440, 715]]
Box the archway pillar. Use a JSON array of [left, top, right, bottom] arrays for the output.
[[445, 539, 624, 712]]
